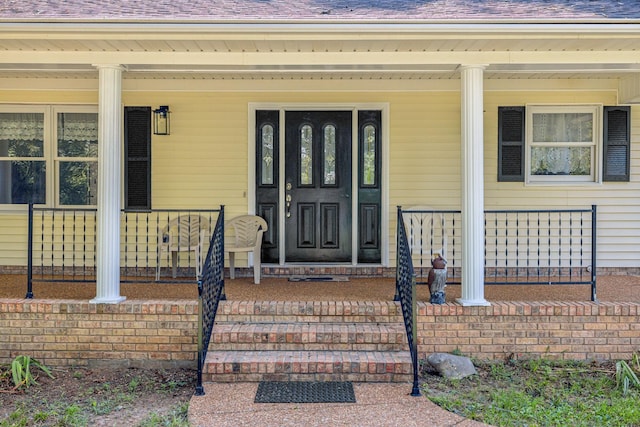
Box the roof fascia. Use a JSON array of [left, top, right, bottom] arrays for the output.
[[1, 22, 640, 37]]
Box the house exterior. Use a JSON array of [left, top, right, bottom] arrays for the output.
[[1, 0, 639, 306]]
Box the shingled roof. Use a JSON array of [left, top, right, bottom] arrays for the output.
[[0, 0, 639, 22]]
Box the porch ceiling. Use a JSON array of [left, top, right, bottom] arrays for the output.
[[1, 33, 640, 54]]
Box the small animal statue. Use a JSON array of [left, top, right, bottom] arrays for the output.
[[427, 253, 447, 304]]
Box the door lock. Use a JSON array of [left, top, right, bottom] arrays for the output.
[[286, 181, 292, 218]]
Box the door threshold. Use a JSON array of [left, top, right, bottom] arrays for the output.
[[261, 264, 392, 278]]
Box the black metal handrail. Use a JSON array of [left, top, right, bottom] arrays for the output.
[[395, 206, 421, 397], [195, 205, 225, 396]]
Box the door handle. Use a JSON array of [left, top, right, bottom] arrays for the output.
[[286, 180, 292, 218]]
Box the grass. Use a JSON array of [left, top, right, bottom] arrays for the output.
[[138, 403, 190, 427], [423, 356, 640, 427], [2, 391, 189, 427], [6, 355, 639, 426]]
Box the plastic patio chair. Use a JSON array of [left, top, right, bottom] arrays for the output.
[[156, 214, 209, 280], [225, 215, 268, 284]]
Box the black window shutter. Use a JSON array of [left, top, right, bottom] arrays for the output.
[[498, 106, 525, 182], [603, 106, 631, 182], [124, 107, 152, 210]]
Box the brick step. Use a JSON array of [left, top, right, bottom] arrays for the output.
[[207, 300, 412, 383], [215, 300, 402, 324], [202, 350, 413, 383], [210, 322, 409, 352]]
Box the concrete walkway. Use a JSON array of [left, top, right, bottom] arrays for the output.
[[188, 382, 490, 427]]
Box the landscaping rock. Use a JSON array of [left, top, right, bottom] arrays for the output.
[[426, 353, 477, 380]]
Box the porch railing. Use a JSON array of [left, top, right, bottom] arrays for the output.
[[401, 205, 597, 301], [395, 206, 421, 397], [26, 204, 223, 294], [195, 206, 225, 396]]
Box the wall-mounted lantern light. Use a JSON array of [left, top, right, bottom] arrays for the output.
[[153, 106, 170, 135]]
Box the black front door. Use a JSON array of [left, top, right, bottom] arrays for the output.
[[284, 111, 352, 262]]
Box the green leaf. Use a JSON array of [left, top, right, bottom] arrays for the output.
[[9, 355, 54, 390]]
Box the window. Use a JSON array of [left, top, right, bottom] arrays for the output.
[[0, 105, 98, 207], [0, 110, 46, 204], [527, 105, 599, 183], [56, 111, 98, 205], [498, 105, 630, 183]]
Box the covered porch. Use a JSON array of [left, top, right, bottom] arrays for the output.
[[1, 20, 639, 306]]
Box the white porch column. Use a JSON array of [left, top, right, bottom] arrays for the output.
[[91, 64, 125, 304], [458, 65, 489, 306]]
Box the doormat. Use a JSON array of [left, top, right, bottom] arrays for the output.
[[288, 276, 349, 282], [255, 381, 356, 403]]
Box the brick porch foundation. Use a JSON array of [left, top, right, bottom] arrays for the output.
[[0, 299, 637, 369]]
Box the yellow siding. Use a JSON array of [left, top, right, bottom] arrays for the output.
[[0, 213, 30, 266], [389, 91, 461, 209], [0, 90, 97, 104], [1, 86, 638, 269]]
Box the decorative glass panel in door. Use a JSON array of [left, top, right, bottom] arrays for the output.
[[362, 124, 376, 186], [300, 125, 313, 185], [261, 124, 274, 185], [323, 124, 336, 185]]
